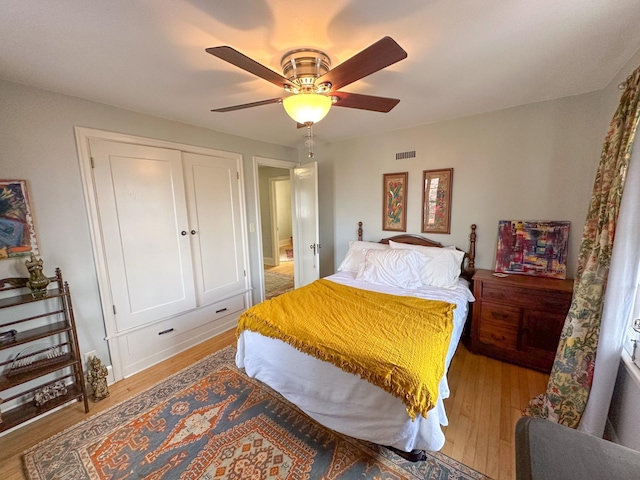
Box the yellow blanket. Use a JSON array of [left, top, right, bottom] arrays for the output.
[[237, 279, 455, 419]]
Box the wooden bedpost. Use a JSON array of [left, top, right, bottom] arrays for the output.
[[357, 221, 363, 241], [468, 224, 477, 270]]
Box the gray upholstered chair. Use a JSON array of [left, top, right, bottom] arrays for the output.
[[515, 416, 640, 479]]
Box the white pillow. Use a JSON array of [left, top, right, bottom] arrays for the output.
[[388, 240, 465, 288], [355, 248, 427, 290], [337, 241, 389, 273]]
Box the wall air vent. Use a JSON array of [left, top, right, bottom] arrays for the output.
[[395, 150, 416, 160]]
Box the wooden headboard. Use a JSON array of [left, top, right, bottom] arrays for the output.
[[356, 221, 477, 280]]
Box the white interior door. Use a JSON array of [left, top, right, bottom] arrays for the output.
[[182, 152, 247, 305], [89, 139, 196, 331], [293, 162, 319, 287]]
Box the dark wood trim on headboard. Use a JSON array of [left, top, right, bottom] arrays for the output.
[[356, 221, 477, 280]]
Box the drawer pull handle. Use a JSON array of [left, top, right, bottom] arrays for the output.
[[491, 334, 506, 341], [215, 307, 228, 314], [158, 328, 175, 335], [491, 312, 509, 320]]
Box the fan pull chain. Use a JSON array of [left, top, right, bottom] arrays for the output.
[[306, 124, 315, 158]]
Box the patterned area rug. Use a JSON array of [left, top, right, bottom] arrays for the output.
[[24, 347, 489, 480], [264, 270, 294, 299]]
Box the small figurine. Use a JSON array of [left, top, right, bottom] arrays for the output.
[[86, 355, 109, 401], [25, 254, 50, 298]]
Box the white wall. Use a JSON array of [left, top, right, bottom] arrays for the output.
[[318, 90, 609, 276], [0, 79, 297, 368], [275, 180, 292, 244]]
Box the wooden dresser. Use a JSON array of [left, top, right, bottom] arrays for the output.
[[470, 269, 574, 372]]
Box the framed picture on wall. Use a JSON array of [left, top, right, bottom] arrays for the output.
[[382, 172, 408, 232], [422, 168, 453, 234], [0, 179, 39, 260]]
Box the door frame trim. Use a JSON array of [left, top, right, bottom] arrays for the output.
[[252, 156, 298, 304], [75, 127, 250, 381]]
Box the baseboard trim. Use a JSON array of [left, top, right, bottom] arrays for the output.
[[106, 365, 116, 386]]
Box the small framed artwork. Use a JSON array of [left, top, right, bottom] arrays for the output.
[[0, 180, 39, 260], [382, 172, 408, 232], [422, 168, 453, 234], [495, 220, 570, 279]]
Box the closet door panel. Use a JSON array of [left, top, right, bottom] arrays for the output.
[[90, 139, 197, 331], [183, 152, 246, 305]]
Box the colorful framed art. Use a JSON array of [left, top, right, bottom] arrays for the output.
[[495, 220, 570, 279], [382, 172, 408, 232], [0, 179, 39, 260], [421, 168, 453, 234]]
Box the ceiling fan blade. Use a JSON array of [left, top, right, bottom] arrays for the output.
[[211, 98, 282, 113], [317, 37, 407, 91], [206, 46, 295, 89], [331, 91, 400, 112]]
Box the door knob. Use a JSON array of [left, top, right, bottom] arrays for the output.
[[181, 231, 187, 236]]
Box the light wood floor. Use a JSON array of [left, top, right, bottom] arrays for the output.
[[264, 261, 294, 276], [0, 330, 547, 480], [441, 342, 548, 479], [265, 243, 295, 276]]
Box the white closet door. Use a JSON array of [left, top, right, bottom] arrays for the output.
[[90, 139, 196, 331], [182, 152, 247, 305]]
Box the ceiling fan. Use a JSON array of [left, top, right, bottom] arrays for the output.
[[206, 37, 408, 128]]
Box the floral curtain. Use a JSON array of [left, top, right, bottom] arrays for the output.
[[525, 65, 640, 427]]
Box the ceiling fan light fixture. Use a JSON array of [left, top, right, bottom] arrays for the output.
[[282, 93, 332, 125]]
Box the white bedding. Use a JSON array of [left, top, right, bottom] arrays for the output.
[[236, 270, 475, 452]]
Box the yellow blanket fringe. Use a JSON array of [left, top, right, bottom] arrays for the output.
[[238, 279, 455, 419]]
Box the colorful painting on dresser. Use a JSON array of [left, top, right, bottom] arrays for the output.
[[495, 220, 570, 279], [0, 179, 39, 259]]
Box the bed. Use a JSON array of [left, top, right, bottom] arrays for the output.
[[236, 222, 477, 458]]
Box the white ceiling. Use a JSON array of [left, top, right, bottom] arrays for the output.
[[2, 0, 640, 148]]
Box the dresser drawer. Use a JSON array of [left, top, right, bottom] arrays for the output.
[[482, 284, 571, 311], [117, 293, 247, 377], [480, 301, 520, 325], [478, 319, 518, 350], [125, 294, 244, 350]]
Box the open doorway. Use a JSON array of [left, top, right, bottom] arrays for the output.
[[253, 156, 319, 303], [258, 166, 294, 300]]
